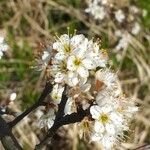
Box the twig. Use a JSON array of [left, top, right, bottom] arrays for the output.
[[54, 85, 68, 121], [132, 144, 150, 150], [8, 81, 52, 128], [35, 102, 90, 150], [0, 116, 22, 150]]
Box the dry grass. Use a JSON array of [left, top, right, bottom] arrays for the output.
[[0, 0, 150, 149]]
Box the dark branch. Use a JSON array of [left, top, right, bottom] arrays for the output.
[[35, 105, 90, 150], [54, 85, 68, 121], [0, 116, 22, 150], [8, 81, 52, 128]]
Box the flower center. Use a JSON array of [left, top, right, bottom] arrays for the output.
[[99, 114, 109, 124], [83, 121, 89, 129], [64, 44, 71, 53], [53, 94, 59, 100], [74, 58, 81, 66], [60, 61, 67, 71]]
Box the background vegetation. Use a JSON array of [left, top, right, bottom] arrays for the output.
[[0, 0, 150, 149]]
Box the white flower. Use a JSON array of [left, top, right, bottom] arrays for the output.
[[115, 33, 131, 51], [88, 40, 108, 67], [67, 55, 94, 78], [67, 71, 79, 87], [130, 6, 139, 14], [9, 93, 17, 101], [0, 36, 8, 59], [131, 22, 141, 35], [90, 103, 126, 149], [51, 59, 68, 83], [51, 84, 64, 104], [50, 33, 108, 87], [85, 4, 106, 20], [115, 9, 125, 23], [42, 50, 50, 63], [53, 34, 87, 60], [35, 109, 44, 119], [38, 109, 55, 129], [90, 105, 124, 135], [91, 132, 116, 150], [95, 69, 117, 90]]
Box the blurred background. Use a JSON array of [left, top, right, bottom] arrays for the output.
[[0, 0, 150, 149]]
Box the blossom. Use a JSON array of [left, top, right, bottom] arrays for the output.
[[91, 132, 116, 150], [67, 53, 95, 78], [38, 109, 55, 129], [115, 33, 131, 51], [51, 84, 64, 104], [0, 36, 8, 59], [115, 10, 125, 23], [90, 104, 123, 149], [85, 0, 107, 20], [37, 32, 138, 149], [53, 34, 86, 60], [89, 89, 138, 149], [90, 105, 124, 135], [131, 22, 141, 35], [50, 33, 107, 87], [95, 69, 118, 90], [42, 50, 50, 64]]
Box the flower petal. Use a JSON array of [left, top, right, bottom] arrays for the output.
[[83, 58, 96, 69], [77, 66, 89, 78], [90, 105, 101, 119], [94, 121, 105, 133]]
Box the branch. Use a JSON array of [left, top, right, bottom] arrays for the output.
[[132, 144, 150, 150], [35, 106, 90, 150], [0, 116, 22, 150], [54, 85, 68, 121], [8, 81, 52, 128]]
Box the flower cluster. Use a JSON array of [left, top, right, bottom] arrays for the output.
[[85, 0, 145, 51], [38, 33, 138, 149], [0, 36, 8, 59]]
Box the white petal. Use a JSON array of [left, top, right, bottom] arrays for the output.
[[101, 135, 115, 149], [91, 132, 102, 142], [105, 123, 116, 135], [67, 56, 76, 70], [59, 34, 70, 44], [67, 72, 79, 86], [42, 51, 50, 61], [70, 34, 85, 46], [55, 52, 65, 60], [94, 121, 105, 133], [90, 105, 101, 119], [110, 112, 123, 126], [68, 76, 79, 87], [64, 97, 73, 115], [77, 66, 89, 78], [101, 104, 113, 113], [0, 36, 4, 43], [53, 42, 63, 52], [83, 58, 96, 69], [80, 83, 91, 92], [54, 72, 65, 83]]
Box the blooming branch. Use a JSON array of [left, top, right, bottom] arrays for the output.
[[0, 32, 138, 150]]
